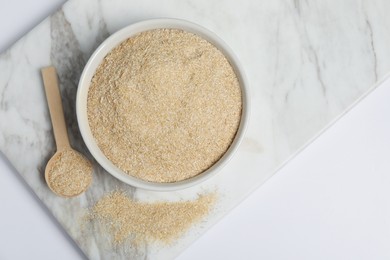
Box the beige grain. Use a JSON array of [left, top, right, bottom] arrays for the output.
[[90, 191, 216, 245], [47, 149, 92, 197], [87, 29, 242, 182]]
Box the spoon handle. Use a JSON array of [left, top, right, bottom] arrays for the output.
[[41, 66, 70, 151]]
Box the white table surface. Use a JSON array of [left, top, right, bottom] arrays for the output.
[[1, 1, 390, 259]]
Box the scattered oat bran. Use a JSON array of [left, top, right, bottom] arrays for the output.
[[47, 149, 92, 197], [89, 191, 216, 245], [87, 28, 242, 183]]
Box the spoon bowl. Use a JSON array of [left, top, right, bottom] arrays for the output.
[[45, 149, 92, 198]]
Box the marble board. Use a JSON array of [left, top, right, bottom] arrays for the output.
[[1, 0, 390, 259]]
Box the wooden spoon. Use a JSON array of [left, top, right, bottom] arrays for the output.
[[41, 66, 92, 198]]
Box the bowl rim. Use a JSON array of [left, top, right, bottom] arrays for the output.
[[76, 18, 250, 191]]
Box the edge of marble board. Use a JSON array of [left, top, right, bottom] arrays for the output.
[[174, 71, 390, 258], [0, 1, 89, 257], [0, 2, 92, 259], [0, 152, 89, 259], [0, 2, 66, 56]]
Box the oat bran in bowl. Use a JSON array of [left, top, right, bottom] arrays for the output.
[[76, 19, 250, 191]]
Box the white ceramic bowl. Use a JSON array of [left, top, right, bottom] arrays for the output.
[[76, 18, 250, 191]]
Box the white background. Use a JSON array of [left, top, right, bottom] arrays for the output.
[[1, 1, 390, 259]]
